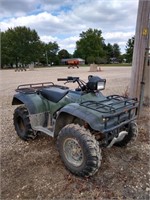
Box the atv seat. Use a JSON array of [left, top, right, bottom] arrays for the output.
[[40, 87, 69, 103]]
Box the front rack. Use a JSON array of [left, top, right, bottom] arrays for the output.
[[81, 95, 138, 134], [80, 95, 138, 114]]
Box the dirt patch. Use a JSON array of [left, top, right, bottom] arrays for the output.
[[0, 67, 149, 199]]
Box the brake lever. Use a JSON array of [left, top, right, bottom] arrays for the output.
[[64, 78, 78, 84], [64, 81, 68, 85], [64, 80, 72, 84]]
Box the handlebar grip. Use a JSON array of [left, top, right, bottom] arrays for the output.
[[57, 78, 68, 81]]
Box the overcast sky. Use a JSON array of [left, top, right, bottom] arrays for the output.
[[0, 0, 139, 54]]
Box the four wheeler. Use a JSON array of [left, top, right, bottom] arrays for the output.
[[12, 75, 138, 177]]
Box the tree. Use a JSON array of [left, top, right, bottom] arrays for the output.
[[45, 41, 59, 65], [129, 0, 150, 111], [58, 49, 71, 59], [1, 31, 14, 67], [125, 36, 135, 63], [36, 41, 48, 65], [74, 28, 105, 63], [1, 26, 42, 67], [104, 43, 114, 63], [103, 43, 121, 63], [86, 56, 95, 64], [112, 43, 121, 59]]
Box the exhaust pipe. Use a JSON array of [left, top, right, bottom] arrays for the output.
[[107, 131, 128, 148]]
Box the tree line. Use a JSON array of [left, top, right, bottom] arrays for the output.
[[1, 26, 134, 68]]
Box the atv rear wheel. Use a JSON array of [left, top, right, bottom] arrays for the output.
[[13, 106, 37, 141], [114, 121, 138, 147], [57, 124, 101, 177]]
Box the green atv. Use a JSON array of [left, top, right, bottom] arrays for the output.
[[12, 76, 138, 177]]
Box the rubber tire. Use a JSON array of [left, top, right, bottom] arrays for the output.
[[57, 124, 101, 177], [114, 122, 138, 147], [13, 106, 36, 141]]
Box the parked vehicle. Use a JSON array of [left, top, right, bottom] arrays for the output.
[[67, 60, 79, 68], [12, 75, 138, 177]]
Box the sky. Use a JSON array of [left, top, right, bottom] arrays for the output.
[[0, 0, 139, 54]]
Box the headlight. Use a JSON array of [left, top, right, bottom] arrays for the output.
[[97, 81, 105, 90], [86, 76, 106, 91]]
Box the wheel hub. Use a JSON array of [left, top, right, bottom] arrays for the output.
[[63, 138, 84, 167]]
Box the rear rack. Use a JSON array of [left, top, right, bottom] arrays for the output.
[[16, 82, 69, 93], [80, 95, 138, 114], [16, 82, 54, 93]]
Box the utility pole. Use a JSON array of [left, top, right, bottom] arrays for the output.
[[0, 29, 1, 69], [45, 51, 48, 66], [129, 0, 150, 114]]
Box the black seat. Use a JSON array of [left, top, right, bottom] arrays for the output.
[[40, 87, 69, 103]]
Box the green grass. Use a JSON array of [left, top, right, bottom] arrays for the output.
[[0, 63, 132, 70], [78, 63, 131, 67], [100, 63, 131, 67]]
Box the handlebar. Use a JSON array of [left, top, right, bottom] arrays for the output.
[[57, 75, 106, 92], [57, 76, 86, 91], [57, 77, 79, 82]]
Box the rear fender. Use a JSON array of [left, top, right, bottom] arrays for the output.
[[12, 93, 50, 114], [54, 103, 102, 137]]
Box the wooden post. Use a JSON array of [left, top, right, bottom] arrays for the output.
[[129, 0, 150, 114], [89, 64, 102, 72], [0, 29, 1, 69], [141, 46, 150, 106]]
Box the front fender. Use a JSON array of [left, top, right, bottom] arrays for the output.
[[12, 93, 50, 114], [56, 103, 103, 132]]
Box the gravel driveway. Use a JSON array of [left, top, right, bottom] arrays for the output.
[[0, 66, 149, 200]]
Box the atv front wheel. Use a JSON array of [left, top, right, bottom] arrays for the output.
[[13, 106, 37, 141], [114, 121, 138, 147], [57, 124, 101, 177]]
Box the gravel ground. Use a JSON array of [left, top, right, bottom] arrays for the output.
[[0, 66, 149, 200]]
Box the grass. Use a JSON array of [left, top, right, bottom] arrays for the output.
[[100, 63, 131, 67], [0, 63, 132, 70]]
